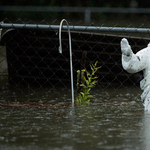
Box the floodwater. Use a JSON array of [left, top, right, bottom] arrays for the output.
[[0, 86, 149, 150], [0, 45, 149, 150]]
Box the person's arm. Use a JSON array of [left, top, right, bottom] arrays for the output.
[[121, 38, 147, 73]]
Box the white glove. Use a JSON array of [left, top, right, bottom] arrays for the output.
[[121, 38, 132, 56]]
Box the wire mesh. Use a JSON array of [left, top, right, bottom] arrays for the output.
[[0, 19, 149, 103]]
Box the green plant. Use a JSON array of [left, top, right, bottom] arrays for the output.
[[76, 61, 101, 105]]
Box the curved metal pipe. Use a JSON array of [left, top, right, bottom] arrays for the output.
[[59, 19, 74, 106]]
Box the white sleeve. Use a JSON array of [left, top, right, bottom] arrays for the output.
[[122, 47, 148, 73]]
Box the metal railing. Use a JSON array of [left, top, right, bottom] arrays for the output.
[[1, 22, 150, 33]]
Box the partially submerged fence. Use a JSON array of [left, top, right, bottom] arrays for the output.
[[0, 21, 150, 102]]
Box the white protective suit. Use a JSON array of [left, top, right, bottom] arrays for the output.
[[121, 38, 150, 111]]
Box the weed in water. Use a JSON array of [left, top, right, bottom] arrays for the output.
[[76, 61, 101, 105]]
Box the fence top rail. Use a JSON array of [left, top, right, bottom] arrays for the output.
[[1, 6, 150, 14], [0, 23, 150, 34]]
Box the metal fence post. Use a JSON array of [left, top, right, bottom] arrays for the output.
[[85, 8, 91, 23], [58, 19, 75, 107]]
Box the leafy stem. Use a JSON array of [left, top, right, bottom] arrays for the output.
[[76, 61, 101, 105]]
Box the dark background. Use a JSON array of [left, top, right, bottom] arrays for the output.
[[0, 0, 145, 7], [0, 0, 150, 27]]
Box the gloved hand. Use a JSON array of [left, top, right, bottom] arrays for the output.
[[121, 38, 132, 56]]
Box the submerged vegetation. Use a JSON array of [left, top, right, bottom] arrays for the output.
[[76, 61, 101, 105]]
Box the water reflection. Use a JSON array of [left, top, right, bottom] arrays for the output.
[[0, 98, 146, 150], [142, 113, 150, 150]]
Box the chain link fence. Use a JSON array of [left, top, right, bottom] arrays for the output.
[[0, 19, 149, 103]]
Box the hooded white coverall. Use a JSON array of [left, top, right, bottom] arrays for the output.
[[121, 38, 150, 111]]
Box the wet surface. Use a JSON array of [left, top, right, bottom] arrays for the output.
[[0, 87, 149, 150], [0, 53, 147, 150]]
